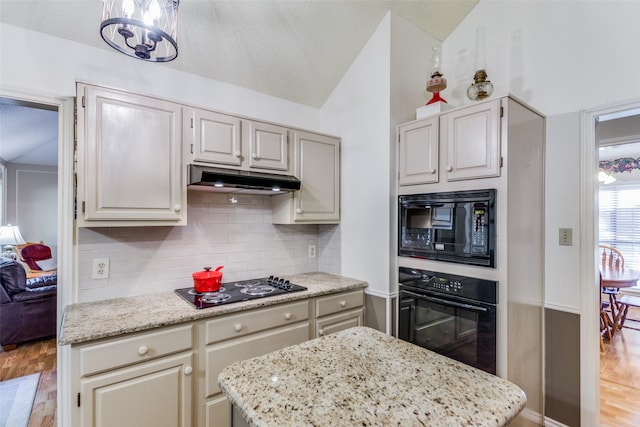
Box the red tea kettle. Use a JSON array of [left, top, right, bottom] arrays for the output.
[[192, 266, 224, 293]]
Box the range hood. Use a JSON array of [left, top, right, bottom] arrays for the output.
[[187, 164, 301, 195]]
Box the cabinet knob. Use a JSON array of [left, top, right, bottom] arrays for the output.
[[235, 151, 242, 157], [296, 208, 302, 214], [234, 323, 243, 332], [319, 329, 325, 336], [340, 300, 347, 307], [174, 204, 181, 212], [252, 153, 260, 160], [446, 166, 453, 172], [429, 168, 436, 174], [284, 312, 292, 320], [184, 366, 193, 376], [137, 346, 148, 356]]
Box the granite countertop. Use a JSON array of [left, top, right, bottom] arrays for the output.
[[59, 272, 366, 345], [219, 327, 526, 427]]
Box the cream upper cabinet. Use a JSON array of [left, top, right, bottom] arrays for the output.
[[398, 117, 439, 186], [76, 84, 185, 226], [243, 120, 289, 172], [188, 108, 242, 166], [186, 107, 290, 174], [441, 99, 501, 181], [272, 130, 340, 224], [397, 99, 501, 188]]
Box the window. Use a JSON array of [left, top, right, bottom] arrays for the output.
[[599, 183, 640, 270]]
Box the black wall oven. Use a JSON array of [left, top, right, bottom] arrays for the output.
[[398, 189, 496, 267], [398, 267, 497, 374]]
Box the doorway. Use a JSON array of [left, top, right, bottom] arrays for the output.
[[0, 87, 75, 427], [580, 98, 640, 427]]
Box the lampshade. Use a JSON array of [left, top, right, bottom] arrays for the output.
[[467, 27, 494, 101], [0, 224, 25, 246], [100, 0, 180, 62]]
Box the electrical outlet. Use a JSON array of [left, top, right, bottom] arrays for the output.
[[92, 258, 110, 279], [308, 244, 317, 259], [559, 228, 573, 246]]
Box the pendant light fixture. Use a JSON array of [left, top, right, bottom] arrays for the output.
[[100, 0, 180, 62]]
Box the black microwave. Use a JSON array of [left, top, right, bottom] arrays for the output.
[[398, 189, 496, 267]]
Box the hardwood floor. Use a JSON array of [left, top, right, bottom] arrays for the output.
[[0, 338, 57, 427], [601, 309, 640, 427]]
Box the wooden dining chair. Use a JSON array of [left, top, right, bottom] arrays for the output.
[[600, 273, 614, 350], [600, 244, 624, 300], [600, 244, 624, 269]]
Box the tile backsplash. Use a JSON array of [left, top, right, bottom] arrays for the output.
[[77, 190, 328, 302]]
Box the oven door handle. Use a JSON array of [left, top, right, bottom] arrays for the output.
[[401, 290, 489, 313]]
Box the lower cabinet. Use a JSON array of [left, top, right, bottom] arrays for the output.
[[69, 290, 365, 427], [314, 290, 365, 338], [71, 324, 194, 427]]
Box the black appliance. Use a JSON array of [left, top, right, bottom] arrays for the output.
[[398, 267, 497, 374], [188, 164, 301, 195], [398, 189, 496, 267], [175, 276, 307, 309]]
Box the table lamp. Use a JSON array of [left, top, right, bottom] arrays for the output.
[[0, 224, 26, 259]]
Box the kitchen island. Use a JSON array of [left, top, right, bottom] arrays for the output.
[[219, 326, 526, 427]]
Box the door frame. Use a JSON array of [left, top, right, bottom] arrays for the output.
[[0, 86, 75, 427], [579, 97, 640, 426]]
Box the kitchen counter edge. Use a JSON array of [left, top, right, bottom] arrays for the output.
[[58, 272, 367, 346]]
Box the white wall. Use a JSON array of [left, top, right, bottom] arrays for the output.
[[321, 12, 438, 297], [5, 163, 58, 256], [442, 0, 640, 309]]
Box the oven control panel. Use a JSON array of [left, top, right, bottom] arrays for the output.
[[429, 276, 463, 293]]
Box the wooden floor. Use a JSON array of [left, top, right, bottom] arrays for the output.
[[0, 338, 57, 427], [601, 312, 640, 426]]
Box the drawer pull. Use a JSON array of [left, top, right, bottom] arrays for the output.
[[340, 300, 347, 307], [284, 313, 292, 320], [137, 346, 148, 356], [319, 329, 325, 336], [184, 366, 193, 376], [234, 323, 243, 332]]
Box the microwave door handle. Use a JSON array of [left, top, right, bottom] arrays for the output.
[[401, 290, 489, 313]]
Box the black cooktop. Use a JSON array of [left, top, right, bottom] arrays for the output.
[[175, 276, 307, 309]]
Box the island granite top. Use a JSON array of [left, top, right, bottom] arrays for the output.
[[59, 272, 366, 345], [218, 326, 526, 427]]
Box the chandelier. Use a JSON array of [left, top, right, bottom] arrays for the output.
[[100, 0, 180, 62]]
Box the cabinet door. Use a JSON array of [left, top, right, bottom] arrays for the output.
[[189, 108, 242, 166], [443, 100, 501, 181], [243, 121, 289, 172], [79, 84, 184, 223], [316, 308, 364, 338], [398, 117, 439, 185], [80, 352, 193, 427], [290, 131, 340, 223]]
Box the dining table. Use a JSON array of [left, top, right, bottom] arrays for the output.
[[601, 265, 640, 336]]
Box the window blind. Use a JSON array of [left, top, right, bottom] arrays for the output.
[[599, 183, 640, 270]]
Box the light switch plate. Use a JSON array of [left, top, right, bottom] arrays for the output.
[[559, 228, 573, 246]]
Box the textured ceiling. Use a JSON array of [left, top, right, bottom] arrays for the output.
[[0, 0, 478, 108], [0, 0, 479, 166]]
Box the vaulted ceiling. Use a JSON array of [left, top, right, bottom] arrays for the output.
[[0, 0, 479, 166]]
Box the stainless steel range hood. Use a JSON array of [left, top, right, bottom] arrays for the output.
[[187, 165, 301, 195]]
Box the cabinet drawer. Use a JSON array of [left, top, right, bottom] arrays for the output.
[[316, 308, 364, 338], [78, 324, 193, 376], [205, 322, 309, 397], [205, 301, 309, 345], [315, 290, 364, 317]]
